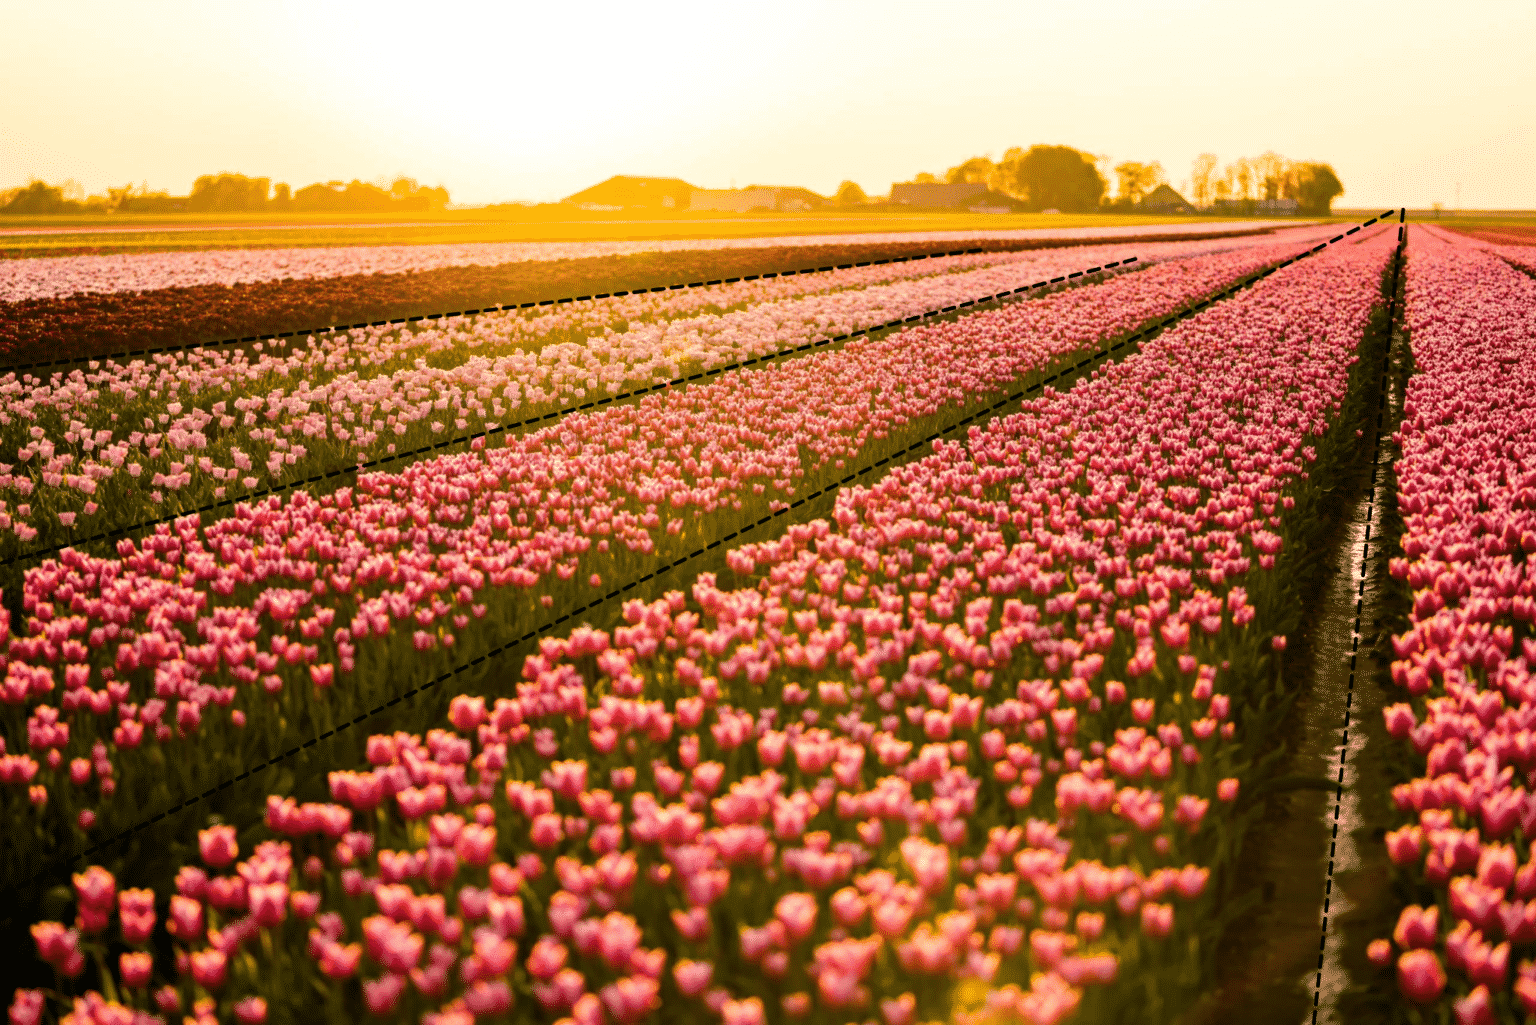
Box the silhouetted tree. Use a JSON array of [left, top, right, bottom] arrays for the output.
[[1288, 163, 1344, 215], [188, 173, 271, 212], [945, 156, 998, 188], [1, 181, 72, 214], [1189, 154, 1220, 209], [1253, 151, 1288, 201], [1002, 146, 1105, 212], [1113, 161, 1165, 206], [835, 181, 868, 206]]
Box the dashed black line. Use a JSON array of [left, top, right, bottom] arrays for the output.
[[1311, 209, 1405, 1025]]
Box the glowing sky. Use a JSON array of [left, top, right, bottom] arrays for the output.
[[3, 0, 1532, 210]]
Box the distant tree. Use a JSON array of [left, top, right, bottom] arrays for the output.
[[189, 173, 271, 212], [1001, 146, 1106, 212], [105, 184, 137, 212], [272, 183, 292, 209], [1189, 154, 1220, 209], [1253, 151, 1288, 201], [1229, 157, 1255, 202], [913, 172, 939, 184], [293, 178, 449, 212], [994, 147, 1026, 200], [1289, 162, 1344, 215], [1113, 161, 1165, 206], [945, 156, 997, 188], [835, 181, 868, 206], [1, 180, 74, 215], [417, 184, 451, 211]]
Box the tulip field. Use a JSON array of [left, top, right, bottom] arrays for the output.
[[8, 214, 1536, 1025], [1357, 225, 1536, 1023]]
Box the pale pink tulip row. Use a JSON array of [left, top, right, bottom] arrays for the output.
[[0, 232, 1331, 862], [9, 226, 1395, 1025], [0, 245, 1067, 542], [0, 223, 1302, 303], [1369, 226, 1536, 1022]]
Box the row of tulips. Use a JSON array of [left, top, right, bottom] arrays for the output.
[[0, 231, 1291, 369], [0, 229, 1334, 885], [1366, 227, 1536, 1023], [1419, 223, 1536, 279], [7, 225, 1401, 1023], [0, 224, 1289, 304], [0, 242, 1111, 554], [0, 229, 1336, 562]]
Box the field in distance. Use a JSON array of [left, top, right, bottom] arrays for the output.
[[1, 207, 1291, 258]]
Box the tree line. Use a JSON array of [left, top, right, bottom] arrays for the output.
[[845, 146, 1343, 215], [0, 174, 451, 216]]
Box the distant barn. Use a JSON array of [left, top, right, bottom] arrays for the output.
[[562, 177, 825, 213], [1140, 184, 1193, 214], [689, 186, 826, 213], [1210, 196, 1301, 216], [562, 176, 695, 211], [889, 182, 1025, 212], [890, 182, 988, 208]]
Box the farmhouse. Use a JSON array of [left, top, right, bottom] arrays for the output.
[[757, 186, 825, 212], [688, 186, 826, 213], [1256, 197, 1300, 215], [1140, 184, 1193, 214], [562, 176, 695, 211], [888, 182, 1027, 212], [890, 182, 988, 208]]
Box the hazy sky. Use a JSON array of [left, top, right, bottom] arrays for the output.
[[4, 0, 1533, 209]]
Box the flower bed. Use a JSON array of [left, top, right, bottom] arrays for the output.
[[0, 233, 1320, 887], [6, 227, 1400, 1023], [0, 231, 1332, 564], [1363, 227, 1536, 1023], [0, 228, 1286, 365]]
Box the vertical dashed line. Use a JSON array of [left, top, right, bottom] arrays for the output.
[[1311, 211, 1404, 1024]]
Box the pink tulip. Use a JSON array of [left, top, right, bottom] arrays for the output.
[[234, 997, 268, 1024], [1393, 905, 1439, 949], [167, 894, 204, 941], [198, 825, 238, 868], [1397, 949, 1446, 1003], [363, 973, 406, 1015], [673, 959, 714, 997], [775, 892, 818, 942], [1140, 903, 1174, 938], [189, 948, 227, 989], [881, 993, 917, 1025], [721, 997, 767, 1025], [1453, 985, 1494, 1025]]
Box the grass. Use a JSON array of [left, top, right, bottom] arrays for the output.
[[1335, 209, 1536, 228]]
